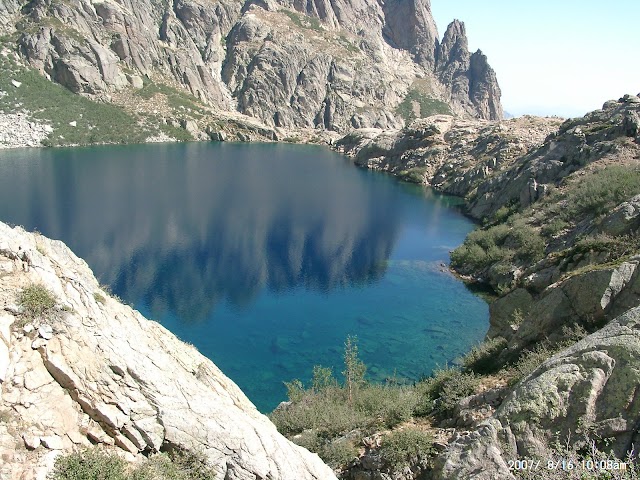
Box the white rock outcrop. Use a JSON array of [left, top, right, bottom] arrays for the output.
[[0, 221, 336, 480]]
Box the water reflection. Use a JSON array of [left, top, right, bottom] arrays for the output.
[[0, 143, 400, 319]]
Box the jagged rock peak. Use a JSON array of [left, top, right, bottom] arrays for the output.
[[382, 0, 439, 67], [435, 20, 469, 74], [437, 19, 468, 64], [469, 49, 504, 120], [435, 19, 503, 120]]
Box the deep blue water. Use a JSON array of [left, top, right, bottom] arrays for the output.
[[0, 142, 488, 411]]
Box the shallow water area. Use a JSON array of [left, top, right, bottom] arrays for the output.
[[0, 142, 488, 411]]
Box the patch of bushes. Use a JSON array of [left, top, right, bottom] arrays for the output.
[[272, 367, 419, 438], [451, 220, 545, 276], [271, 337, 425, 468], [504, 328, 586, 387], [49, 448, 128, 480], [317, 439, 359, 469], [49, 448, 216, 480], [450, 224, 513, 272], [490, 203, 518, 225], [379, 428, 435, 470], [569, 233, 640, 262], [509, 221, 546, 263], [135, 81, 206, 116], [510, 434, 638, 480], [460, 336, 508, 374], [415, 367, 479, 417], [562, 165, 640, 219], [19, 283, 57, 317], [541, 217, 569, 236], [280, 10, 323, 32], [395, 89, 451, 123]]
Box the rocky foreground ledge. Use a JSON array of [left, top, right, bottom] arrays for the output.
[[0, 222, 336, 480]]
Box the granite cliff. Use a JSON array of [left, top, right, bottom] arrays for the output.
[[0, 0, 502, 147], [0, 221, 337, 480]]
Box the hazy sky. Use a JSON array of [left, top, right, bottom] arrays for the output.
[[431, 1, 640, 118]]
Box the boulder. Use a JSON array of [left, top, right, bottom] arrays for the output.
[[435, 306, 640, 477]]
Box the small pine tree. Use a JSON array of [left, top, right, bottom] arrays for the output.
[[342, 335, 366, 404], [311, 365, 336, 393]]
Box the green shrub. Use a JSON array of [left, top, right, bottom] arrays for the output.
[[343, 335, 366, 403], [311, 365, 337, 392], [491, 204, 518, 225], [395, 89, 452, 123], [450, 224, 514, 272], [436, 371, 480, 415], [0, 55, 149, 146], [460, 337, 508, 374], [415, 367, 479, 416], [270, 386, 368, 437], [154, 450, 216, 480], [510, 223, 545, 263], [510, 433, 638, 480], [49, 448, 128, 480], [379, 428, 435, 470], [506, 339, 576, 387], [354, 384, 419, 428], [317, 439, 359, 469], [451, 220, 545, 274], [272, 337, 418, 439], [50, 448, 216, 480], [564, 165, 640, 219], [568, 233, 640, 262], [284, 379, 305, 403], [19, 283, 57, 317], [542, 217, 569, 236]]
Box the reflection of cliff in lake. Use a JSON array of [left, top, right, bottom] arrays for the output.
[[0, 143, 400, 319]]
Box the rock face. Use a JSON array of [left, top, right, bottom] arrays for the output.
[[435, 306, 640, 479], [466, 95, 640, 219], [436, 21, 502, 121], [1, 0, 502, 133], [0, 222, 336, 480], [335, 114, 561, 188]]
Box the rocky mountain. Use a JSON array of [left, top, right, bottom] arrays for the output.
[[0, 221, 336, 480], [332, 94, 640, 478], [0, 0, 502, 141]]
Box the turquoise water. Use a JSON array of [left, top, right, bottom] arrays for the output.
[[0, 142, 488, 411]]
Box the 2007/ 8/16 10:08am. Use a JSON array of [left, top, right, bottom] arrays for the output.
[[509, 458, 628, 472]]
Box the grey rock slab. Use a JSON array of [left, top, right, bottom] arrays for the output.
[[38, 324, 53, 340], [23, 363, 54, 391], [499, 306, 640, 458], [40, 435, 65, 450], [0, 339, 9, 383], [23, 434, 41, 450]]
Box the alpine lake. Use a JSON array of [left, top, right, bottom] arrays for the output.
[[0, 142, 488, 412]]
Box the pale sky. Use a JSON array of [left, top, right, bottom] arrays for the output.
[[431, 1, 640, 118]]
